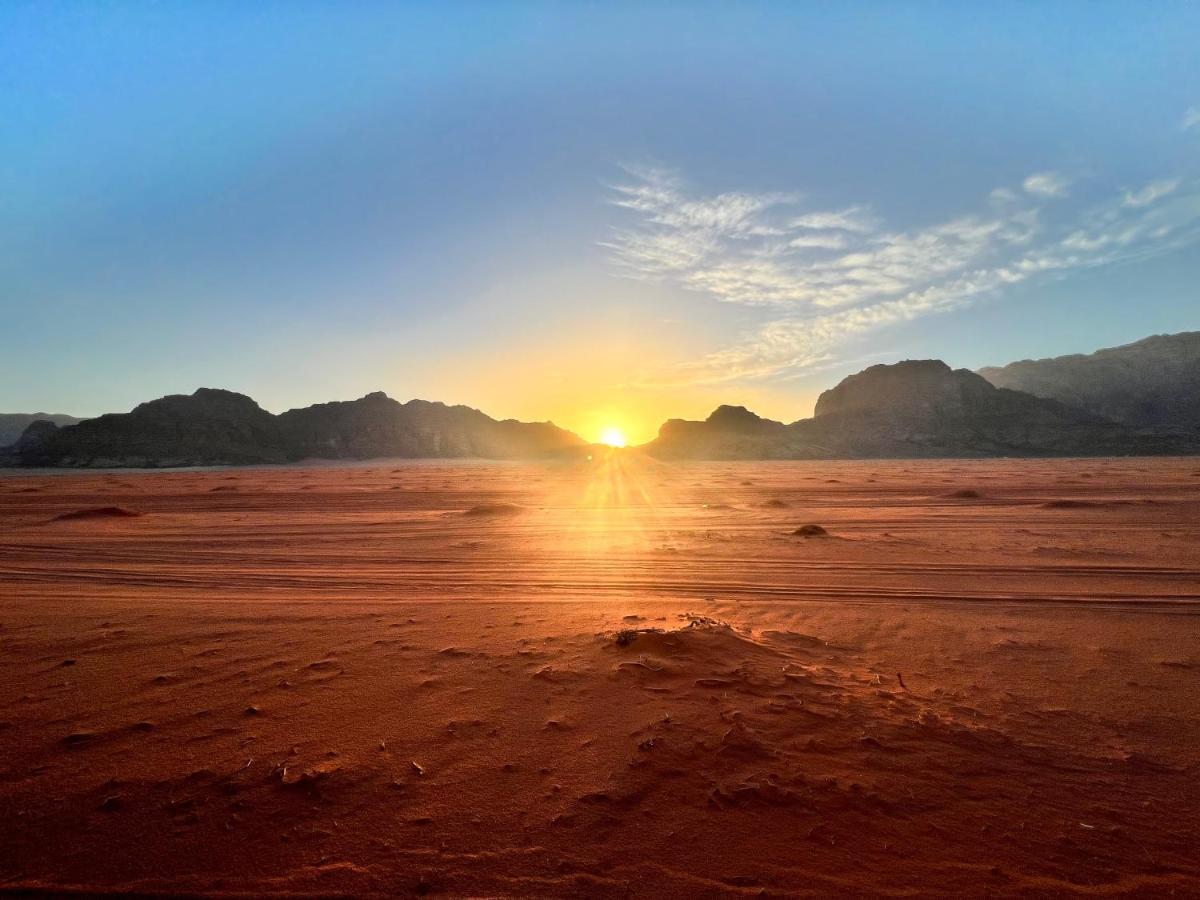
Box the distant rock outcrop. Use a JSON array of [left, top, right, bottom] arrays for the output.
[[814, 360, 1009, 420], [977, 332, 1200, 428], [3, 388, 585, 468], [277, 391, 584, 460], [652, 406, 818, 460], [646, 359, 1200, 459], [802, 360, 1152, 457], [12, 389, 290, 467], [7, 419, 62, 461], [0, 413, 84, 446]]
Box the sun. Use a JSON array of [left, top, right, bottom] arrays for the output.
[[598, 426, 627, 448]]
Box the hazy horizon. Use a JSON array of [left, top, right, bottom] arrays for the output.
[[5, 325, 1196, 444], [4, 2, 1199, 442]]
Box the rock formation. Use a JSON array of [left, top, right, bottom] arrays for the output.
[[978, 332, 1200, 428], [646, 359, 1200, 459], [3, 388, 585, 467], [277, 392, 584, 460], [6, 332, 1200, 466], [0, 413, 83, 446], [10, 389, 290, 467]]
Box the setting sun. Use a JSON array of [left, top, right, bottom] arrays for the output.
[[598, 426, 627, 448]]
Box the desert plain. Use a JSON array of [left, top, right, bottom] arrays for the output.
[[1, 455, 1199, 897]]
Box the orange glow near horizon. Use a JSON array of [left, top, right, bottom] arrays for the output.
[[413, 326, 823, 446]]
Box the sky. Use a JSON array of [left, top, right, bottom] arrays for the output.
[[3, 2, 1199, 444]]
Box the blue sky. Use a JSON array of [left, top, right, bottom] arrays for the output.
[[3, 2, 1198, 441]]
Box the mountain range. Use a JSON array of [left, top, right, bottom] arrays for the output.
[[3, 390, 584, 467], [3, 332, 1198, 466], [977, 331, 1200, 428], [647, 359, 1196, 459]]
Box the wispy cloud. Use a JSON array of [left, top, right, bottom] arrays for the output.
[[1022, 171, 1071, 198], [604, 166, 1200, 386], [1123, 178, 1179, 208], [1183, 106, 1200, 131]]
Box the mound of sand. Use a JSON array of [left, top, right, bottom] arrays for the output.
[[51, 506, 142, 521], [1040, 499, 1100, 509], [793, 523, 829, 537], [462, 502, 524, 517], [944, 489, 984, 499]]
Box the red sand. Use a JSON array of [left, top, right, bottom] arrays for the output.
[[1, 455, 1199, 896]]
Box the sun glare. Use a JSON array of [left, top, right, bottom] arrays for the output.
[[599, 426, 627, 448]]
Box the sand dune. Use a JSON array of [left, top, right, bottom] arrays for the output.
[[1, 455, 1199, 896]]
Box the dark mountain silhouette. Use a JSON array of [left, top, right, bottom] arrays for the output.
[[977, 332, 1200, 428], [8, 389, 291, 467], [4, 389, 585, 467], [647, 359, 1200, 459], [653, 405, 813, 459], [0, 413, 83, 446], [277, 391, 584, 460], [6, 332, 1200, 467]]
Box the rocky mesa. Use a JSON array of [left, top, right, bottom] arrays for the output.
[[647, 359, 1200, 459], [4, 389, 585, 467]]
